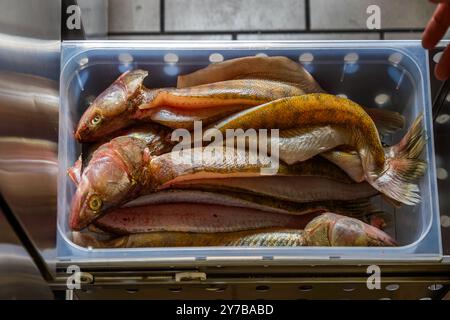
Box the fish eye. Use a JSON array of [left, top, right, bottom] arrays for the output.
[[88, 195, 103, 211], [90, 114, 102, 126]]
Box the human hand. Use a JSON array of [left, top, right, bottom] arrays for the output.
[[422, 0, 450, 80]]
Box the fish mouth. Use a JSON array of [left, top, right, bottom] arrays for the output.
[[69, 178, 101, 231], [364, 224, 397, 247], [69, 184, 90, 230], [74, 119, 94, 143]]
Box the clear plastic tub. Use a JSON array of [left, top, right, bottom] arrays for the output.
[[58, 41, 442, 263]]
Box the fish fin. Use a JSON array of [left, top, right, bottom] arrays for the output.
[[277, 126, 346, 164], [72, 232, 125, 248], [388, 113, 426, 159], [88, 223, 111, 235], [331, 198, 374, 217], [72, 232, 102, 248], [320, 150, 365, 182], [67, 157, 82, 186], [368, 114, 427, 205], [364, 107, 405, 135]]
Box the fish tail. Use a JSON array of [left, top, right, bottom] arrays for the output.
[[368, 114, 427, 205], [364, 107, 405, 135]]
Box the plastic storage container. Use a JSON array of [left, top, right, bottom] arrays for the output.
[[58, 40, 442, 263]]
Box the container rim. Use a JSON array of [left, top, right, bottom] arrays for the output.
[[58, 40, 442, 263]]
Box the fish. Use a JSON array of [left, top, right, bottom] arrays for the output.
[[75, 72, 304, 142], [321, 114, 427, 183], [176, 55, 325, 92], [75, 69, 404, 142], [68, 125, 174, 185], [210, 94, 426, 205], [93, 203, 318, 235], [320, 148, 365, 182], [169, 176, 378, 203], [69, 125, 173, 230], [139, 79, 404, 134], [70, 136, 376, 230], [147, 104, 247, 130], [72, 212, 396, 248], [304, 212, 397, 246], [138, 79, 304, 110], [123, 189, 375, 218], [176, 56, 405, 134], [149, 150, 353, 187], [75, 70, 149, 142], [72, 228, 307, 248]]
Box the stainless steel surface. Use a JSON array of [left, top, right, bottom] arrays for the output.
[[0, 208, 53, 299], [70, 280, 450, 300], [0, 137, 58, 260], [0, 0, 61, 267], [0, 34, 60, 81], [0, 0, 60, 40], [0, 72, 59, 141], [51, 264, 450, 300], [0, 0, 60, 79]]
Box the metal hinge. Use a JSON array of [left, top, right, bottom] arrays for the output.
[[175, 272, 207, 282]]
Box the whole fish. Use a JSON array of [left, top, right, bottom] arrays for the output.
[[169, 176, 377, 202], [211, 94, 426, 205], [138, 79, 304, 110], [176, 55, 325, 91], [75, 73, 303, 142], [175, 55, 405, 133], [75, 69, 404, 142], [72, 212, 396, 248], [131, 190, 374, 218], [72, 228, 306, 248], [93, 203, 318, 235], [148, 149, 353, 187]]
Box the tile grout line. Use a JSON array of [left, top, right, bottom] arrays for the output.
[[305, 0, 310, 31], [108, 28, 425, 37], [160, 0, 165, 33]]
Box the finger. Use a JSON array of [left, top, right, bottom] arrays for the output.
[[422, 3, 450, 49], [435, 45, 450, 80]]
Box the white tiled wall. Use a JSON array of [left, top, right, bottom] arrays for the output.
[[76, 0, 450, 41]]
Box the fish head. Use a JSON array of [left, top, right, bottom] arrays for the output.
[[75, 70, 148, 142], [69, 146, 138, 230], [305, 213, 397, 247]]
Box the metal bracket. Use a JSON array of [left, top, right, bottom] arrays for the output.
[[175, 272, 207, 282]]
